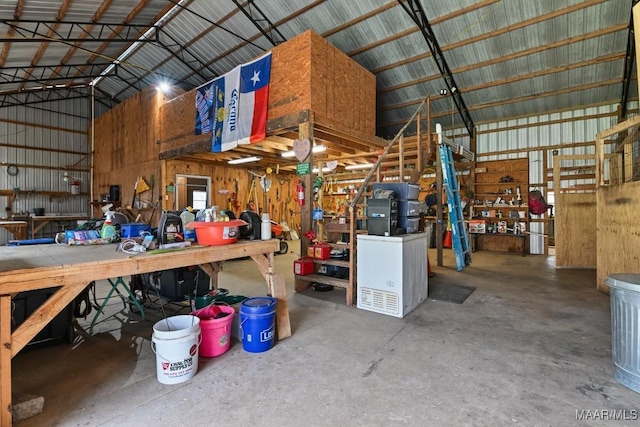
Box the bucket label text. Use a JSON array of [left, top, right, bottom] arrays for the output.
[[162, 357, 193, 373], [260, 323, 275, 343]]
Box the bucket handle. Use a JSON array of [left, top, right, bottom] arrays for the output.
[[152, 334, 203, 362], [239, 310, 276, 327]]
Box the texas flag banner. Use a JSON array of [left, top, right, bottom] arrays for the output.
[[210, 52, 272, 152], [237, 51, 271, 145]]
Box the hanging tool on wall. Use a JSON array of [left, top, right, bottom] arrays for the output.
[[230, 178, 240, 216], [312, 176, 323, 202], [131, 177, 138, 209], [148, 175, 157, 223]]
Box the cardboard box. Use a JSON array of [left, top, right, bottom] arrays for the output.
[[468, 220, 486, 234]]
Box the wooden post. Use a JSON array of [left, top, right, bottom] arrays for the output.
[[542, 149, 549, 255], [399, 134, 405, 182], [436, 144, 444, 266], [317, 159, 324, 240], [1, 295, 12, 426], [295, 120, 314, 293], [347, 205, 356, 306], [416, 109, 423, 173]]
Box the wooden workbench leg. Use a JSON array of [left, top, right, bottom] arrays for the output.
[[198, 262, 221, 290], [1, 296, 13, 425], [268, 274, 291, 339]]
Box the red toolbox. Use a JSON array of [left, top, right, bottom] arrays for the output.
[[294, 257, 314, 275]]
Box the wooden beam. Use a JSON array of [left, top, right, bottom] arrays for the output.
[[267, 110, 311, 134], [197, 262, 221, 289], [0, 143, 87, 156], [596, 114, 640, 139], [0, 163, 88, 173], [399, 134, 405, 183], [11, 282, 87, 356], [436, 144, 443, 266], [314, 112, 388, 147], [297, 120, 313, 286], [159, 137, 210, 160], [0, 295, 11, 426], [0, 118, 87, 135]]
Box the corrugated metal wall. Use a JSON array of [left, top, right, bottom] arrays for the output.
[[469, 102, 630, 254], [0, 90, 93, 244]]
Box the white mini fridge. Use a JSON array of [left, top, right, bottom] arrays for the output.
[[356, 233, 428, 318]]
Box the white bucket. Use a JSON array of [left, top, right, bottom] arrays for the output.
[[152, 315, 201, 385]]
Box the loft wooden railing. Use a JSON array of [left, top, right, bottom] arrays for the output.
[[345, 96, 432, 304]]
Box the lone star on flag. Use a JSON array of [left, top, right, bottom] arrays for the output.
[[250, 70, 261, 86]]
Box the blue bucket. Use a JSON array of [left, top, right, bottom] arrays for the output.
[[240, 297, 277, 353]]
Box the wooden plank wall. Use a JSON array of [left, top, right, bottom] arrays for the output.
[[92, 87, 164, 219], [163, 159, 300, 228], [596, 180, 640, 292], [309, 31, 376, 135], [159, 29, 376, 155], [555, 193, 597, 268], [93, 29, 376, 231]]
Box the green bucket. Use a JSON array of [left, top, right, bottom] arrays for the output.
[[213, 295, 249, 306], [188, 288, 230, 310]]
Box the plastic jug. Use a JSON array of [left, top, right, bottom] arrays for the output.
[[180, 209, 196, 241], [261, 213, 272, 240]]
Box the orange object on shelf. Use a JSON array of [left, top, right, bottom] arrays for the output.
[[187, 220, 247, 245]]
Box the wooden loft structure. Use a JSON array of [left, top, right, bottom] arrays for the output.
[[92, 29, 446, 306], [158, 30, 384, 169]]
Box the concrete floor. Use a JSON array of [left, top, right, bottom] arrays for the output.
[[11, 241, 639, 426]]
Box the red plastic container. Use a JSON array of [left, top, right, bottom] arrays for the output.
[[313, 242, 331, 260], [186, 220, 247, 245], [294, 257, 314, 275]]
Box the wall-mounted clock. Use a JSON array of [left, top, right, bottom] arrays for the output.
[[7, 164, 18, 176]]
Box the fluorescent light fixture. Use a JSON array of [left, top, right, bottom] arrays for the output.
[[281, 145, 326, 158], [344, 163, 374, 170], [312, 167, 332, 173], [228, 156, 262, 165]]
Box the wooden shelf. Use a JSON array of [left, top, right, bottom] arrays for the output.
[[476, 216, 528, 221], [472, 158, 530, 255], [328, 242, 350, 248], [475, 193, 524, 197], [295, 273, 349, 289], [89, 201, 121, 208], [313, 258, 349, 267], [474, 204, 528, 208]]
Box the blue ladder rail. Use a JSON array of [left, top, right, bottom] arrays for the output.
[[439, 143, 471, 271]]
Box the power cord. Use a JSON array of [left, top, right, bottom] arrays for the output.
[[119, 238, 147, 254]]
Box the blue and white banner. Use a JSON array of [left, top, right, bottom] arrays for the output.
[[211, 65, 241, 152], [194, 82, 213, 135]]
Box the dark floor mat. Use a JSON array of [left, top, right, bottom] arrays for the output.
[[428, 283, 476, 304]]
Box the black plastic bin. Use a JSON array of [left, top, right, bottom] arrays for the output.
[[12, 288, 75, 352], [141, 266, 211, 301]]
